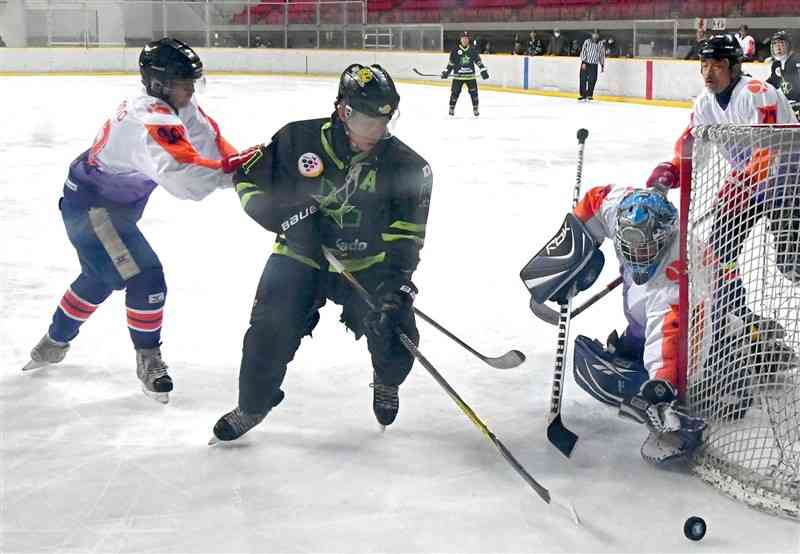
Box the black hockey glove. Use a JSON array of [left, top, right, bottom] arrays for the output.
[[364, 282, 417, 338], [441, 70, 450, 79], [480, 69, 489, 79]]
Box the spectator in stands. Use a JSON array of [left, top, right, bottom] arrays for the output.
[[604, 37, 619, 58], [527, 31, 545, 57], [483, 41, 493, 55], [0, 35, 6, 47], [512, 36, 525, 56], [547, 28, 565, 56], [736, 24, 756, 61], [578, 30, 605, 101], [685, 28, 709, 60], [568, 40, 580, 57]]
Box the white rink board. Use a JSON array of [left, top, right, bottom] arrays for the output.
[[0, 46, 774, 102]]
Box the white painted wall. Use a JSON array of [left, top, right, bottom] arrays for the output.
[[0, 47, 774, 104], [0, 0, 27, 47]]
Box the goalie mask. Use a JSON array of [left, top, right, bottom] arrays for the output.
[[614, 190, 678, 285]]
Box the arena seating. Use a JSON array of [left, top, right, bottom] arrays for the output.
[[231, 0, 799, 26]]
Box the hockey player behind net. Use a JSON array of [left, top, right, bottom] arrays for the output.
[[646, 34, 799, 424], [524, 178, 705, 465], [22, 38, 259, 403]]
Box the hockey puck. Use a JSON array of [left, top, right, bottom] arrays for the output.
[[683, 516, 706, 541]]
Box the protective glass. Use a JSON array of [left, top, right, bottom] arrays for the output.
[[165, 76, 207, 96]]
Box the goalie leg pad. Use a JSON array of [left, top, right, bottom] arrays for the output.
[[573, 335, 648, 407]]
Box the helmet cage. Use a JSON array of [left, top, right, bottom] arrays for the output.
[[614, 191, 677, 285]]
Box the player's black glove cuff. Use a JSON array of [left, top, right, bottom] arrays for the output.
[[480, 69, 489, 79], [441, 70, 450, 79], [363, 281, 417, 338]]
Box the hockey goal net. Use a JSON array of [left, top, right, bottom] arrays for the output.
[[680, 124, 800, 520]]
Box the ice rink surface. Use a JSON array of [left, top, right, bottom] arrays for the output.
[[1, 75, 798, 553]]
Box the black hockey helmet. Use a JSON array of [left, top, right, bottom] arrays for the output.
[[698, 34, 743, 69], [139, 38, 204, 101], [770, 30, 792, 59], [337, 63, 399, 118]]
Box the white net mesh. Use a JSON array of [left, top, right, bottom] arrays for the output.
[[685, 124, 800, 520]]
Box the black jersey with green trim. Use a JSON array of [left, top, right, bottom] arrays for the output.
[[767, 53, 800, 103], [447, 45, 485, 80], [233, 116, 432, 281]]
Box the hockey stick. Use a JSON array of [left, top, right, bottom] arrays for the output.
[[530, 275, 623, 326], [413, 307, 526, 369], [546, 128, 589, 459], [413, 68, 442, 78], [322, 246, 578, 521]]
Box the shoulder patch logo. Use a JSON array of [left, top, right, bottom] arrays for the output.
[[298, 152, 324, 177]]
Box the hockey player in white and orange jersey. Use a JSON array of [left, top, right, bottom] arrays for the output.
[[522, 180, 706, 465], [22, 38, 258, 403]]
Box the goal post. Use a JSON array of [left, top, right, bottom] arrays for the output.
[[680, 124, 800, 520]]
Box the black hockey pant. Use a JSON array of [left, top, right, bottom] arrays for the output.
[[238, 253, 419, 415], [450, 78, 479, 108], [579, 63, 599, 98]]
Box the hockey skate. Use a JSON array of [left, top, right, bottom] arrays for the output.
[[371, 372, 399, 429], [136, 346, 172, 404], [448, 106, 454, 116], [473, 107, 480, 117], [23, 334, 70, 371], [209, 407, 266, 445]]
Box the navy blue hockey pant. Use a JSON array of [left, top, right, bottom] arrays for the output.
[[238, 254, 419, 415], [48, 198, 166, 350], [450, 78, 479, 109]]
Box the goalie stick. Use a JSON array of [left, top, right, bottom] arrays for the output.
[[546, 128, 589, 459], [322, 246, 579, 523], [413, 68, 442, 78], [530, 275, 623, 326]]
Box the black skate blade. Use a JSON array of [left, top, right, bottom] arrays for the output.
[[547, 415, 578, 458]]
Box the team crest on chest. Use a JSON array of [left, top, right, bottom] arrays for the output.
[[298, 152, 324, 177]]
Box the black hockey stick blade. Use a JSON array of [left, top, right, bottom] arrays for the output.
[[413, 68, 441, 77], [530, 298, 560, 326], [547, 414, 578, 458], [413, 307, 525, 369]]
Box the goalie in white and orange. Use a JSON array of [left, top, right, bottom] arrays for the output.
[[522, 178, 707, 465]]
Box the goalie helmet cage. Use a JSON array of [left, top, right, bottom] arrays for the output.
[[678, 123, 800, 521]]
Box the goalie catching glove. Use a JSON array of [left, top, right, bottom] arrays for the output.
[[619, 379, 707, 465]]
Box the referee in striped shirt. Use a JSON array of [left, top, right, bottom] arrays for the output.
[[579, 30, 605, 101]]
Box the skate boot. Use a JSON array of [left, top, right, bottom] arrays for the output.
[[209, 407, 266, 445], [371, 372, 399, 428], [473, 106, 480, 117], [23, 334, 70, 371], [448, 106, 454, 116], [136, 346, 172, 404]]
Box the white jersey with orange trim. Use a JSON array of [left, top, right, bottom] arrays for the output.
[[575, 184, 681, 385], [81, 92, 237, 204], [692, 75, 797, 127]]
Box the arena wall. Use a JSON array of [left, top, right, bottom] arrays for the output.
[[0, 48, 772, 104]]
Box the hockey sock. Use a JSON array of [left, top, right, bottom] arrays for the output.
[[125, 268, 166, 349], [49, 274, 113, 343]]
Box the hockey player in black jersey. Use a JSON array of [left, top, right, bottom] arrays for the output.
[[441, 31, 489, 117], [210, 64, 433, 443], [767, 31, 800, 118]]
